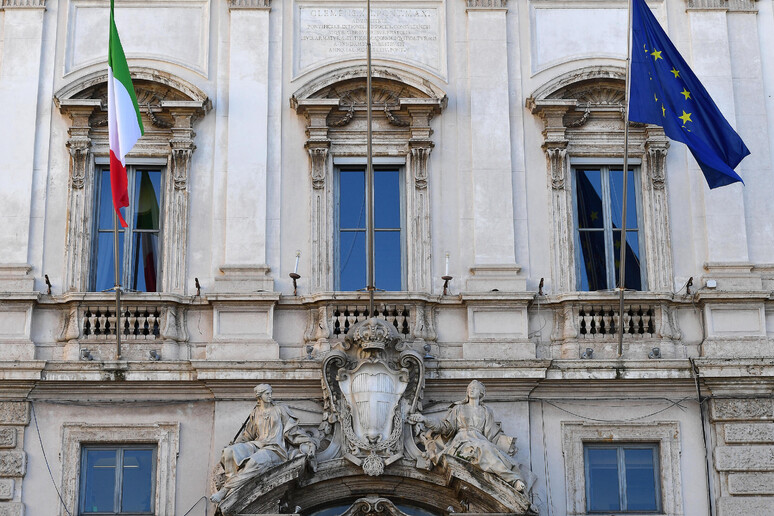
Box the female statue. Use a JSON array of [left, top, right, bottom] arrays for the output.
[[409, 380, 526, 491], [211, 384, 316, 504]]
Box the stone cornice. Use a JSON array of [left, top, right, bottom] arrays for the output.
[[228, 0, 270, 10]]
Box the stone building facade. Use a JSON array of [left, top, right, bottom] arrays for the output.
[[0, 0, 773, 514]]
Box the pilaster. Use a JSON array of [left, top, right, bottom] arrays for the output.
[[0, 0, 46, 292], [221, 0, 273, 291], [465, 3, 522, 292]]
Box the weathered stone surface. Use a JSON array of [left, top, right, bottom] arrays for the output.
[[0, 405, 27, 426], [0, 430, 15, 449], [0, 502, 22, 516], [711, 399, 773, 421], [724, 423, 774, 443], [718, 496, 774, 515], [0, 479, 13, 500], [728, 472, 774, 494], [715, 446, 774, 471], [0, 453, 24, 478]]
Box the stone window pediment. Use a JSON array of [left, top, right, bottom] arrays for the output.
[[55, 69, 210, 294], [291, 68, 446, 293]]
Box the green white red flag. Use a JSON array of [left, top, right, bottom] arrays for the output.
[[108, 0, 144, 227]]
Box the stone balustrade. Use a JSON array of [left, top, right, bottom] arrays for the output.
[[81, 305, 163, 340]]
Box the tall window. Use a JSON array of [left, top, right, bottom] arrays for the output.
[[584, 443, 661, 513], [573, 166, 644, 291], [336, 167, 404, 291], [79, 445, 156, 514], [92, 167, 162, 292]]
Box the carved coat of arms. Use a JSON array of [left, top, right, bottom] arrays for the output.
[[318, 317, 425, 475]]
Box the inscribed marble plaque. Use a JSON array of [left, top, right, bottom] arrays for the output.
[[295, 5, 444, 78]]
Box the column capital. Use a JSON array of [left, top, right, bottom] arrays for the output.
[[0, 0, 46, 10], [465, 0, 507, 10], [686, 0, 756, 12], [228, 0, 270, 10]]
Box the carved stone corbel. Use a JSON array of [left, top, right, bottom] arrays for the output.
[[546, 144, 568, 190], [307, 146, 329, 190]]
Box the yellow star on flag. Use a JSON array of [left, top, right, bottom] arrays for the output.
[[651, 49, 663, 61], [670, 67, 680, 78], [661, 104, 666, 117], [654, 93, 658, 102], [679, 110, 692, 125], [681, 88, 691, 100], [643, 44, 648, 53]]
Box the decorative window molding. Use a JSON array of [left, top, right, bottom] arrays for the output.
[[60, 422, 180, 516], [55, 68, 210, 294], [291, 66, 446, 292], [528, 66, 673, 293], [562, 421, 683, 516]]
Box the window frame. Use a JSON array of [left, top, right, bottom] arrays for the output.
[[60, 422, 179, 516], [583, 442, 662, 514], [333, 164, 407, 292], [90, 162, 165, 293], [78, 444, 158, 515], [570, 164, 647, 291]]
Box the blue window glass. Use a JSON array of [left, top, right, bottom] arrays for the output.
[[585, 443, 660, 513], [337, 168, 403, 291], [93, 168, 162, 292], [80, 445, 155, 515], [574, 166, 644, 291]]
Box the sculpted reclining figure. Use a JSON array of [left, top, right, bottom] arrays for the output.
[[409, 380, 527, 492], [211, 384, 316, 504]]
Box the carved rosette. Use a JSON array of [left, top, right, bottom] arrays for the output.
[[319, 318, 425, 475], [466, 0, 507, 7]]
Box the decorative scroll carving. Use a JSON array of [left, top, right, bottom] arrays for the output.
[[687, 0, 757, 11], [342, 497, 411, 516], [410, 146, 431, 190], [67, 139, 90, 189], [646, 139, 669, 190], [384, 104, 410, 127], [318, 318, 426, 475]]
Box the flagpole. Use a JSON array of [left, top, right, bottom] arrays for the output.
[[617, 0, 634, 357], [365, 0, 375, 316], [113, 211, 123, 360]]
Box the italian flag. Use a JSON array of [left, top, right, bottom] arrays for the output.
[[108, 0, 144, 228]]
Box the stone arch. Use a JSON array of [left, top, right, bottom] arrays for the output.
[[218, 458, 531, 515], [527, 65, 674, 295], [290, 66, 446, 297], [55, 66, 210, 105]]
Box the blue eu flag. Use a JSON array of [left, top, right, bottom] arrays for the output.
[[629, 0, 749, 188]]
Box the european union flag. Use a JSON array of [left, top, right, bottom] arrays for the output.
[[629, 0, 749, 188]]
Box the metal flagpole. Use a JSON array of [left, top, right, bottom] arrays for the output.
[[113, 211, 123, 359], [617, 0, 634, 357], [365, 0, 375, 316]]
